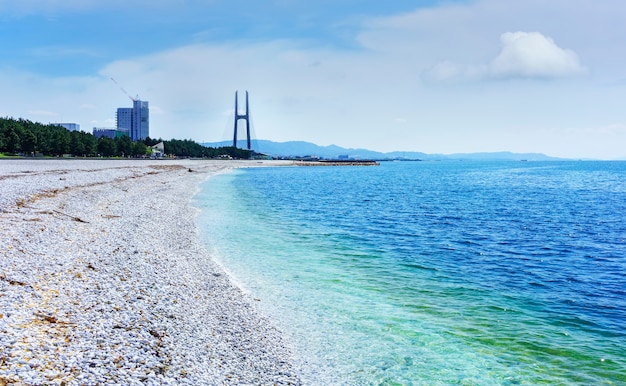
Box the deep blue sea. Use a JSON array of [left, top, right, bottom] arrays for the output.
[[194, 161, 626, 385]]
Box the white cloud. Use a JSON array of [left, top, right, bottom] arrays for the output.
[[423, 31, 585, 83], [489, 32, 585, 79]]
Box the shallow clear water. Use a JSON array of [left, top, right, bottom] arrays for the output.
[[194, 161, 626, 385]]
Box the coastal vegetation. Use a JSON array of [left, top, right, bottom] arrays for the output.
[[0, 117, 252, 159]]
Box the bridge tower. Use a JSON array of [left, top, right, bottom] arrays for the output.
[[233, 91, 251, 150]]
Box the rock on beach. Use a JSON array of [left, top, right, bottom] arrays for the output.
[[0, 159, 301, 385]]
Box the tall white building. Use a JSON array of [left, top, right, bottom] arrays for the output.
[[116, 99, 149, 141]]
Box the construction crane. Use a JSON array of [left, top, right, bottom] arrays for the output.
[[110, 77, 136, 102]]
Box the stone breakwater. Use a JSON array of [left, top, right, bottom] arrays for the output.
[[0, 159, 301, 385]]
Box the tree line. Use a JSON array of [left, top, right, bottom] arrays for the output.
[[0, 117, 252, 159], [152, 138, 253, 159]]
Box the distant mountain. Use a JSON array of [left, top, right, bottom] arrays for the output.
[[201, 140, 562, 161]]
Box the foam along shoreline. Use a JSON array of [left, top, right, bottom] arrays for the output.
[[0, 159, 301, 385]]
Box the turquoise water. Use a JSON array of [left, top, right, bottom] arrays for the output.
[[194, 161, 626, 385]]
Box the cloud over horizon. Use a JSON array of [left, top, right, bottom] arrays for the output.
[[490, 32, 585, 79], [423, 31, 586, 83]]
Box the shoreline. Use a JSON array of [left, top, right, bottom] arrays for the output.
[[0, 159, 301, 385]]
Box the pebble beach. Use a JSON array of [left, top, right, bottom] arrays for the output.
[[0, 159, 301, 385]]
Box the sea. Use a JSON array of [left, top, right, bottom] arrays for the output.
[[193, 160, 626, 385]]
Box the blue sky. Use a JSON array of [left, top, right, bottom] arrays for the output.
[[1, 0, 625, 159]]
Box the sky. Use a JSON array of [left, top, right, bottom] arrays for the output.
[[1, 0, 625, 159]]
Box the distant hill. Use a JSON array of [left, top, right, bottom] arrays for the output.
[[201, 140, 562, 161]]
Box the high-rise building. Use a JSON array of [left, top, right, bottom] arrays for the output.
[[116, 108, 132, 135], [116, 99, 149, 141], [132, 100, 149, 141], [92, 128, 117, 139], [52, 123, 80, 132]]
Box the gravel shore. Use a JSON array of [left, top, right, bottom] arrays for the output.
[[0, 159, 301, 385]]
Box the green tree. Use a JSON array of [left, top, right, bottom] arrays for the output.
[[21, 129, 37, 154], [0, 120, 10, 152], [51, 129, 70, 155], [143, 137, 161, 147], [5, 127, 21, 154], [70, 131, 85, 156], [116, 135, 133, 157], [132, 141, 148, 157], [81, 132, 97, 156], [0, 116, 251, 159], [35, 126, 53, 155], [97, 137, 117, 157]]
